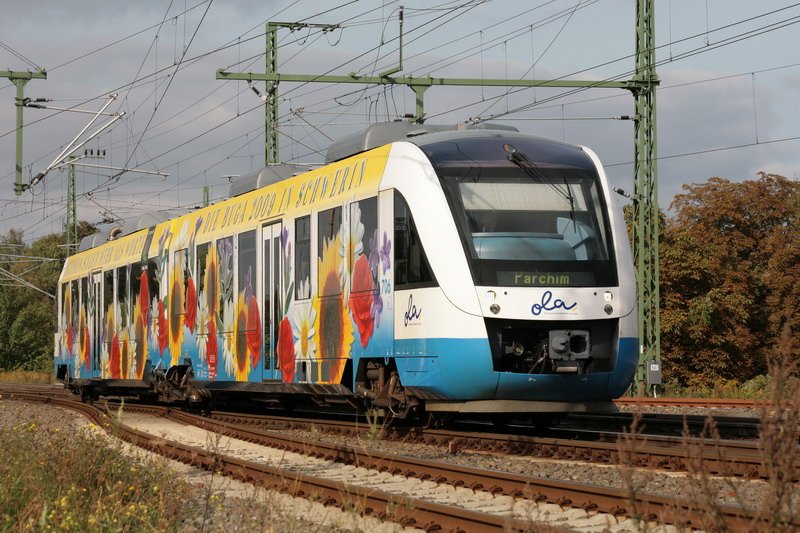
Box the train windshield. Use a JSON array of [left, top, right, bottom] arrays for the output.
[[420, 136, 618, 287]]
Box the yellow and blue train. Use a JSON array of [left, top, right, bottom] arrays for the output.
[[55, 122, 637, 419]]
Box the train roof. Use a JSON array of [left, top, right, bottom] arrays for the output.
[[67, 123, 589, 259], [324, 121, 518, 163]]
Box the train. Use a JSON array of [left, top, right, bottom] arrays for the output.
[[54, 121, 638, 422]]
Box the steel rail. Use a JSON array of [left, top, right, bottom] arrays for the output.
[[118, 403, 767, 531], [4, 393, 563, 532], [200, 407, 785, 481], [615, 397, 765, 409]]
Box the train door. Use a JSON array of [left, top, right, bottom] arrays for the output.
[[261, 222, 282, 380], [90, 271, 102, 375]]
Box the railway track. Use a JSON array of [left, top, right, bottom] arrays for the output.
[[3, 392, 562, 532], [2, 389, 785, 531], [615, 397, 764, 409], [563, 411, 762, 439], [0, 385, 785, 480], [200, 407, 787, 482]]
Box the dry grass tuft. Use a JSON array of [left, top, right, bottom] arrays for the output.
[[0, 370, 53, 384]]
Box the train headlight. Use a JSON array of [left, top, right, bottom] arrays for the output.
[[512, 343, 525, 356], [489, 303, 500, 315], [604, 304, 613, 315]]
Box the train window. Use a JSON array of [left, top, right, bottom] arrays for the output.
[[394, 193, 436, 288], [104, 270, 113, 321], [174, 249, 188, 318], [147, 258, 159, 324], [318, 206, 342, 297], [217, 236, 234, 327], [71, 280, 79, 327], [116, 266, 128, 327], [295, 216, 311, 300], [59, 283, 66, 330], [350, 197, 378, 293], [237, 230, 256, 296], [80, 277, 88, 310], [196, 242, 209, 295], [130, 263, 142, 314]]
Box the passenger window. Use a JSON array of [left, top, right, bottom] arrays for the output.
[[116, 266, 128, 327], [103, 270, 113, 318], [59, 283, 66, 330], [130, 263, 142, 315], [217, 236, 234, 326], [147, 258, 159, 324], [295, 216, 311, 300], [394, 193, 436, 288], [80, 277, 88, 309], [196, 242, 209, 295], [318, 206, 342, 297], [237, 230, 257, 296], [173, 249, 188, 317], [350, 197, 378, 293]]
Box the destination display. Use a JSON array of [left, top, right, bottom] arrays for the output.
[[498, 271, 595, 287]]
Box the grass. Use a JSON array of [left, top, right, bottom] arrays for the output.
[[619, 328, 800, 531], [0, 405, 330, 532], [0, 420, 193, 531], [0, 370, 53, 384], [660, 375, 771, 400]]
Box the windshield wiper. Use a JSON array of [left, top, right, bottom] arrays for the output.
[[503, 143, 576, 226]]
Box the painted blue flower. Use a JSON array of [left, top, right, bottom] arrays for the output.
[[368, 229, 379, 275], [380, 231, 392, 274], [280, 226, 289, 252]]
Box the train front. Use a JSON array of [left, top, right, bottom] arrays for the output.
[[401, 132, 638, 411]]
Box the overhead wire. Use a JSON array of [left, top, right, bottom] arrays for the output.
[[7, 1, 800, 242]]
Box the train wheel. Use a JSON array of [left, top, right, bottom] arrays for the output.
[[423, 412, 453, 429], [80, 387, 94, 404]]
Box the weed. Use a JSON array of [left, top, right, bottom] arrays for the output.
[[0, 417, 192, 530], [0, 370, 52, 384]]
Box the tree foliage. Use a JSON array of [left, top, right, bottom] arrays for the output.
[[660, 173, 800, 386], [0, 221, 95, 371]]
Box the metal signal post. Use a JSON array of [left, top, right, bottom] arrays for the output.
[[2, 69, 47, 196]]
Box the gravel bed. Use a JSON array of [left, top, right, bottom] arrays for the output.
[[617, 404, 761, 418], [277, 421, 795, 513]]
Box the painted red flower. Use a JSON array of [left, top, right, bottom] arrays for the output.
[[277, 316, 295, 383], [348, 255, 374, 347], [66, 324, 74, 356], [207, 318, 218, 380], [139, 271, 149, 321], [184, 277, 197, 332], [109, 333, 121, 378], [246, 295, 262, 369], [157, 300, 168, 355]]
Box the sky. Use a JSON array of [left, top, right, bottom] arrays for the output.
[[1, 0, 799, 243]]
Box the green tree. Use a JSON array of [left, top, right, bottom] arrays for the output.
[[0, 222, 95, 371]]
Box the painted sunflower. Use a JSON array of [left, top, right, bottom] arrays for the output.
[[78, 306, 90, 371], [204, 244, 221, 319], [231, 293, 251, 381], [313, 234, 354, 384]]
